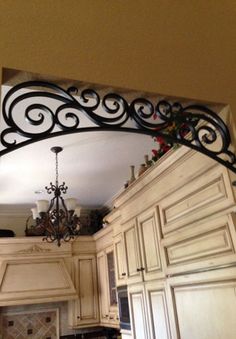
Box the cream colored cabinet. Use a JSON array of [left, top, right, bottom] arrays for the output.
[[145, 281, 171, 339], [122, 207, 164, 285], [161, 213, 236, 276], [128, 281, 171, 339], [97, 247, 119, 328], [166, 267, 236, 339], [97, 250, 109, 323], [68, 255, 99, 328], [130, 268, 236, 339], [158, 164, 236, 236], [128, 284, 150, 339], [105, 147, 236, 339], [114, 233, 127, 286], [123, 218, 143, 284], [137, 207, 164, 281]]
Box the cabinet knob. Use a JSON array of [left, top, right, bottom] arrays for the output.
[[121, 272, 126, 276], [77, 316, 80, 319], [105, 314, 109, 317], [137, 268, 141, 272]]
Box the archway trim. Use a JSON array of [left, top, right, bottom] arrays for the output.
[[0, 81, 236, 173]]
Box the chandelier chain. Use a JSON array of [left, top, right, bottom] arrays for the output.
[[55, 151, 59, 186]]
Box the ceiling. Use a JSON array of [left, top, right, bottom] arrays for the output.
[[0, 81, 157, 211]]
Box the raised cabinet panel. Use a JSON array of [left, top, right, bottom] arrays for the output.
[[105, 247, 119, 326], [123, 219, 142, 284], [97, 252, 109, 322], [129, 285, 150, 339], [146, 282, 171, 339], [159, 166, 235, 235], [97, 250, 119, 327], [106, 249, 118, 306], [167, 268, 236, 339], [114, 234, 127, 286], [73, 255, 99, 326], [162, 214, 236, 275], [77, 258, 98, 323], [166, 228, 232, 263], [137, 208, 165, 281]]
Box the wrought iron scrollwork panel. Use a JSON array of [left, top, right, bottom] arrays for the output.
[[1, 80, 236, 173]]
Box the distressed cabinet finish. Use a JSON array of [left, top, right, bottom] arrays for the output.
[[128, 281, 171, 339], [137, 207, 164, 281], [122, 207, 164, 285], [145, 281, 171, 339], [166, 267, 236, 339], [97, 250, 109, 323], [113, 233, 127, 286], [123, 219, 143, 284], [95, 226, 119, 328], [68, 255, 99, 328], [161, 213, 236, 276], [109, 146, 236, 339], [159, 165, 236, 236], [97, 248, 119, 327], [128, 284, 150, 339]]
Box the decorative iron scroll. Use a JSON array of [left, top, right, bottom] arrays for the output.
[[1, 81, 236, 173]]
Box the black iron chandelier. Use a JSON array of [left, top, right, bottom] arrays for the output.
[[27, 146, 81, 246]]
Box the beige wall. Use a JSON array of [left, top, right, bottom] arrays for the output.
[[0, 214, 27, 237], [0, 1, 235, 115]]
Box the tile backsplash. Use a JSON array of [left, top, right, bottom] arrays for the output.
[[1, 308, 59, 339]]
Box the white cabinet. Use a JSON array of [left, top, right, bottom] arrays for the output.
[[166, 267, 236, 339], [145, 281, 171, 339], [161, 213, 236, 276], [128, 281, 171, 339], [137, 207, 164, 281], [114, 233, 127, 286], [97, 250, 109, 323], [128, 284, 150, 339], [123, 218, 142, 284], [106, 148, 236, 339], [97, 247, 119, 327], [68, 255, 99, 328], [122, 207, 164, 284]]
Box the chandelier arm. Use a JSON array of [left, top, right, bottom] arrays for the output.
[[47, 195, 56, 211], [60, 196, 69, 218]]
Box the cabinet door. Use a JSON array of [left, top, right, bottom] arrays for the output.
[[97, 249, 119, 327], [97, 251, 109, 323], [106, 247, 119, 325], [74, 255, 99, 326], [137, 207, 164, 281], [128, 284, 150, 339], [166, 267, 236, 339], [114, 233, 127, 286], [161, 213, 236, 276], [123, 219, 143, 284], [145, 281, 171, 339]]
